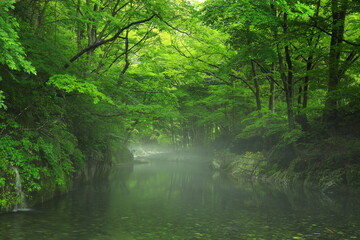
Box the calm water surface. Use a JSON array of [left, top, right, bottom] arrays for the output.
[[1, 152, 359, 240]]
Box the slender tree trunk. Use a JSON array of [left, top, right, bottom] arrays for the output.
[[251, 60, 262, 111], [325, 0, 348, 121], [303, 57, 312, 109], [268, 63, 276, 113], [271, 3, 294, 129], [295, 59, 312, 131], [277, 13, 295, 130], [297, 58, 311, 110], [303, 0, 321, 109], [86, 1, 98, 63], [245, 21, 262, 111], [269, 78, 275, 113], [76, 0, 84, 51], [170, 120, 176, 149], [297, 86, 302, 107], [121, 30, 130, 75], [279, 53, 295, 130]]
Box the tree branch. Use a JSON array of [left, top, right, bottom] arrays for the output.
[[64, 14, 157, 68], [91, 112, 125, 118], [157, 15, 190, 35], [339, 51, 359, 78], [121, 30, 130, 75], [229, 73, 256, 95], [310, 22, 360, 47], [99, 27, 154, 74], [173, 43, 256, 93]]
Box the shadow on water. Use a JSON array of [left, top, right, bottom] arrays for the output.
[[0, 152, 359, 239]]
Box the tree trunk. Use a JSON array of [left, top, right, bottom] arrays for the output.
[[303, 58, 312, 109], [86, 1, 98, 63], [325, 0, 348, 121], [303, 0, 321, 109], [297, 86, 302, 107], [277, 13, 295, 130], [268, 64, 275, 113], [251, 60, 262, 111], [271, 4, 295, 129], [76, 0, 84, 51]]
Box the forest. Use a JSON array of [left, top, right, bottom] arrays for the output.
[[1, 0, 360, 211]]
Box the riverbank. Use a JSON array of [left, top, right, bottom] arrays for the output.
[[0, 144, 133, 213], [211, 147, 360, 193]]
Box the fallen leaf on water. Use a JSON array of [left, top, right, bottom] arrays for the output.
[[325, 228, 335, 234]]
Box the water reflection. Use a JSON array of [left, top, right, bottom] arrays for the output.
[[0, 152, 359, 240]]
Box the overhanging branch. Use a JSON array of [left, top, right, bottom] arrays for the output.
[[64, 14, 157, 68]]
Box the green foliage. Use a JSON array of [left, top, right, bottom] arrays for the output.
[[238, 110, 288, 139], [275, 0, 315, 18], [281, 129, 303, 144], [48, 74, 114, 105], [0, 0, 35, 74], [0, 90, 6, 110]]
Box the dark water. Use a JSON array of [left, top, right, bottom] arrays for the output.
[[1, 152, 359, 240]]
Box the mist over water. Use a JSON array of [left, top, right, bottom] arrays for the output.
[[129, 145, 172, 158], [1, 152, 359, 239]]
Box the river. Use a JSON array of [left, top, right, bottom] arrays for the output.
[[1, 152, 359, 240]]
